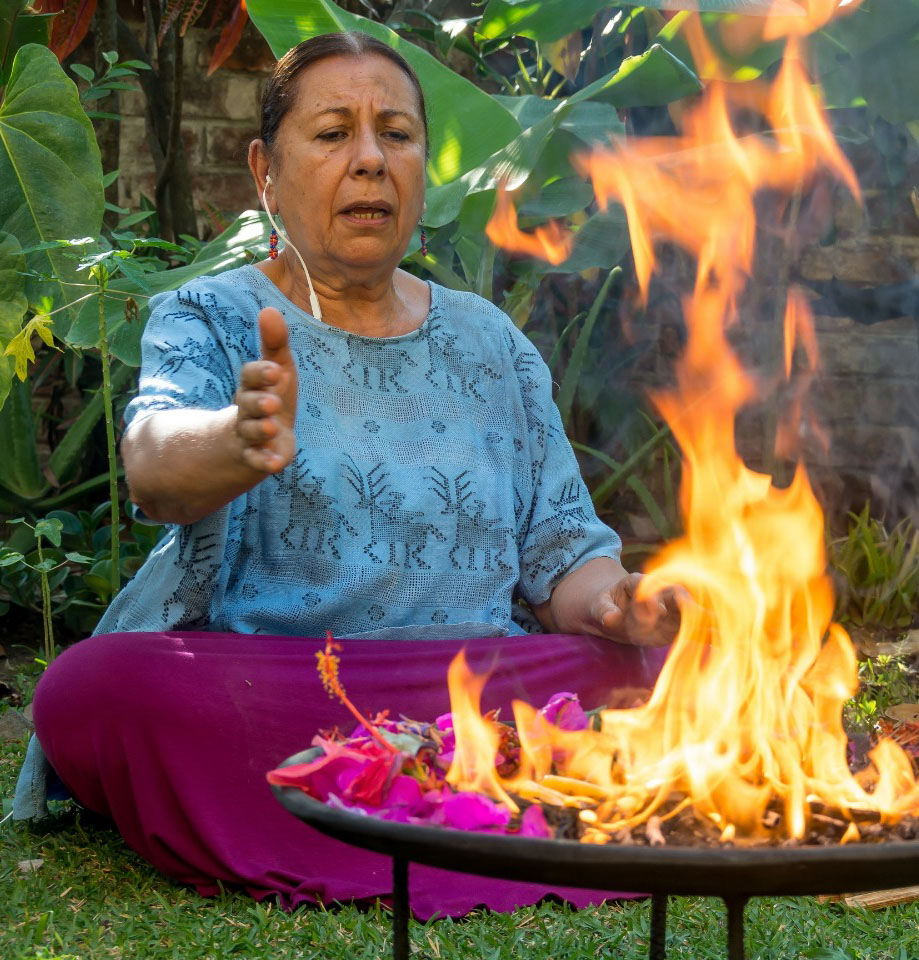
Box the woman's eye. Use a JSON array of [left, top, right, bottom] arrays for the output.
[[384, 130, 410, 142], [318, 130, 346, 141]]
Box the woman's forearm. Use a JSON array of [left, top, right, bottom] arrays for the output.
[[122, 407, 268, 525]]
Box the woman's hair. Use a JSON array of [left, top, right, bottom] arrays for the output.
[[260, 32, 429, 157]]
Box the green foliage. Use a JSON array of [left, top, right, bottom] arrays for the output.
[[829, 505, 919, 630], [0, 515, 93, 664], [66, 209, 271, 366], [0, 503, 166, 641], [815, 0, 919, 126], [0, 0, 54, 86], [844, 654, 918, 734], [0, 45, 103, 338]]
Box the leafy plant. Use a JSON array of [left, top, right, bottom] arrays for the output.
[[829, 505, 919, 629], [0, 516, 91, 664], [844, 654, 918, 733], [0, 503, 165, 642]]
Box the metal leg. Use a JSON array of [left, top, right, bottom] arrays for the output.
[[392, 857, 410, 960], [649, 894, 668, 960], [724, 896, 749, 960]]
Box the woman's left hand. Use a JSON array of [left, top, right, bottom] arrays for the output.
[[535, 557, 682, 647], [590, 571, 682, 647]]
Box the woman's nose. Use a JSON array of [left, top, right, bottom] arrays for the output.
[[351, 128, 386, 179]]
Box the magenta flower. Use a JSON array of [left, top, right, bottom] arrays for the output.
[[539, 692, 589, 731], [266, 740, 385, 801], [439, 791, 512, 831]]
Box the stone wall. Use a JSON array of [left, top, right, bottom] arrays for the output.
[[793, 137, 919, 518]]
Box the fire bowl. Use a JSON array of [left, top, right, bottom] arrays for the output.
[[271, 748, 919, 960]]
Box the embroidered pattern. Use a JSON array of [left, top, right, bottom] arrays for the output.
[[276, 457, 358, 560], [344, 334, 417, 392], [345, 458, 448, 569], [430, 469, 513, 572]]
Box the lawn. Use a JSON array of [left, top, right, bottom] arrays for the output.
[[4, 661, 919, 960]]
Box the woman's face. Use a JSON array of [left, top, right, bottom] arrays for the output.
[[265, 54, 427, 280]]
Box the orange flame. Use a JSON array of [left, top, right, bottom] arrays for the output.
[[454, 0, 919, 843], [485, 184, 573, 266]]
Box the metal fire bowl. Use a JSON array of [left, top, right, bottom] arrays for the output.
[[271, 749, 919, 899]]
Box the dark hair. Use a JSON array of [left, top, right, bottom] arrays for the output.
[[260, 32, 429, 157]]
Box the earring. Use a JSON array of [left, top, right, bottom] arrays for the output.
[[269, 227, 279, 260], [420, 221, 428, 258]]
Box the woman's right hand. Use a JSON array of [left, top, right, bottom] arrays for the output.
[[235, 307, 298, 473]]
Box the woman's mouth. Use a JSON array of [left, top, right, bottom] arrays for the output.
[[343, 204, 392, 222]]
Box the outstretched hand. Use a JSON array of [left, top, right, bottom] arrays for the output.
[[234, 307, 298, 474]]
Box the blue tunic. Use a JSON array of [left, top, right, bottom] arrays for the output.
[[95, 265, 621, 640]]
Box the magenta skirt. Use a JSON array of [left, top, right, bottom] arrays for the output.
[[32, 631, 665, 918]]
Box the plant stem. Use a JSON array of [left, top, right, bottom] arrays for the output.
[[35, 537, 53, 663], [98, 283, 120, 597]]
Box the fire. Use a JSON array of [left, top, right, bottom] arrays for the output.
[[485, 183, 573, 266], [452, 0, 919, 843]]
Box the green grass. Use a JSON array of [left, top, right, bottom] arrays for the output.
[[4, 727, 919, 958]]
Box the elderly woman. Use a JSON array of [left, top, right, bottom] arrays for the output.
[[20, 33, 674, 917]]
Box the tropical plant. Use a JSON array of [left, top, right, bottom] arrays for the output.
[[830, 505, 919, 630]]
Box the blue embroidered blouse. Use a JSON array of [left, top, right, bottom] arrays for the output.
[[94, 265, 621, 640]]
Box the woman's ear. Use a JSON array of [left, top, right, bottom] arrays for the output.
[[248, 139, 273, 208]]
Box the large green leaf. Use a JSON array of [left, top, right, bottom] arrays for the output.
[[815, 0, 919, 124], [548, 205, 631, 274], [479, 0, 611, 44], [0, 1, 54, 86], [578, 42, 701, 108], [67, 210, 273, 365], [0, 373, 44, 499], [479, 0, 801, 42], [48, 362, 135, 486], [0, 230, 27, 412], [426, 45, 698, 227], [0, 45, 103, 331], [245, 0, 521, 186]]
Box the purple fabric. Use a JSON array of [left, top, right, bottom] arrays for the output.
[[32, 631, 665, 919]]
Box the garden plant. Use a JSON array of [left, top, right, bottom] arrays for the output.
[[3, 0, 919, 957]]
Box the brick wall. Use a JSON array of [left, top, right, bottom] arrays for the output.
[[116, 23, 274, 233]]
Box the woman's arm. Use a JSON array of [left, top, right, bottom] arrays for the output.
[[123, 307, 298, 525], [532, 556, 680, 646]]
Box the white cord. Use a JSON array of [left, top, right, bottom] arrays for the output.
[[262, 179, 322, 321]]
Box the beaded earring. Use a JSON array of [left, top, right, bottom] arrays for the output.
[[268, 227, 279, 260], [420, 222, 428, 258]]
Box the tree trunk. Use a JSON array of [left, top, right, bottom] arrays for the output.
[[93, 0, 120, 228], [116, 11, 199, 242]]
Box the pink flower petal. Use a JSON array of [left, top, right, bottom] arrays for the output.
[[441, 792, 512, 831], [519, 804, 553, 838], [539, 692, 589, 731]]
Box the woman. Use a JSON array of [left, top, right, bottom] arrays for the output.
[[20, 33, 675, 917]]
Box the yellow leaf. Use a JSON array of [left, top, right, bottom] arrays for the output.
[[546, 32, 582, 84], [3, 315, 59, 382]]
